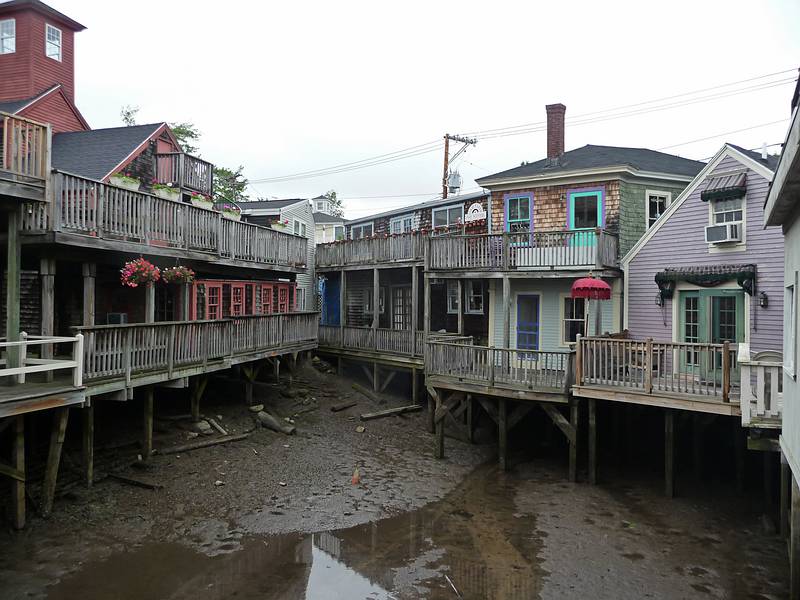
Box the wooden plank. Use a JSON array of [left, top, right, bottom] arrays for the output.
[[41, 407, 69, 517], [12, 415, 25, 529], [0, 460, 24, 481], [360, 404, 422, 421], [159, 433, 249, 455], [378, 369, 396, 393], [108, 473, 163, 490], [331, 400, 357, 412], [434, 392, 462, 424]]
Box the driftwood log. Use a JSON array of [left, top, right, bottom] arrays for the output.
[[360, 405, 423, 421], [331, 400, 358, 412], [257, 411, 296, 435], [159, 433, 250, 455]]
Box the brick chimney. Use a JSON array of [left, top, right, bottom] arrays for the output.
[[546, 103, 566, 160]]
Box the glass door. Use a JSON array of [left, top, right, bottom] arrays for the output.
[[516, 294, 540, 355]]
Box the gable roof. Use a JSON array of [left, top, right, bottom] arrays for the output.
[[727, 143, 780, 172], [0, 0, 86, 31], [52, 123, 164, 180], [622, 143, 775, 267], [0, 84, 90, 130], [238, 198, 307, 213], [347, 189, 489, 226], [477, 144, 705, 186], [313, 212, 346, 224]]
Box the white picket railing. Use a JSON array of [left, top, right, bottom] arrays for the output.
[[0, 333, 83, 387], [740, 353, 783, 426]]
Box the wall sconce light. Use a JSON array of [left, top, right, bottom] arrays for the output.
[[759, 291, 768, 308], [655, 293, 663, 307]]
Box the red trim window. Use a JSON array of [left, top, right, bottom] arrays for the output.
[[278, 286, 288, 313], [261, 285, 273, 314], [207, 284, 222, 320], [231, 283, 245, 316]]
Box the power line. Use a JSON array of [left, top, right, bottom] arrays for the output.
[[656, 119, 789, 151]]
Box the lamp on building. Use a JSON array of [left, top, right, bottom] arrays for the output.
[[655, 293, 663, 307], [759, 291, 768, 308]]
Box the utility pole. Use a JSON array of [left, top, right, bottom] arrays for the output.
[[442, 134, 477, 198]]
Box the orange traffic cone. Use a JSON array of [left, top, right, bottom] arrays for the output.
[[351, 466, 360, 485]]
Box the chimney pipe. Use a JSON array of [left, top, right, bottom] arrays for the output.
[[546, 103, 566, 160]]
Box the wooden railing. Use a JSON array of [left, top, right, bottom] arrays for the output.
[[426, 340, 573, 393], [576, 336, 738, 401], [427, 229, 618, 271], [316, 232, 426, 267], [156, 152, 214, 196], [0, 333, 83, 388], [0, 112, 50, 183], [78, 313, 318, 383], [740, 354, 783, 426], [21, 171, 307, 269], [319, 325, 425, 357]]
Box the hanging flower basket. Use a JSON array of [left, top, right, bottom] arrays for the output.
[[162, 265, 195, 284], [120, 258, 160, 288], [219, 203, 242, 221], [271, 219, 289, 232], [110, 172, 141, 192], [152, 180, 181, 201], [190, 192, 214, 210]]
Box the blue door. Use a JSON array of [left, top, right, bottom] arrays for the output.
[[516, 295, 540, 352]]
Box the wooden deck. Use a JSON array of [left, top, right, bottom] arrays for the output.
[[0, 380, 85, 418], [316, 232, 425, 270], [0, 112, 50, 203], [318, 325, 425, 366]]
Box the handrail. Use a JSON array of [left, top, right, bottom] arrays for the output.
[[0, 332, 83, 387], [1, 112, 50, 182], [316, 231, 426, 267], [74, 311, 320, 331]]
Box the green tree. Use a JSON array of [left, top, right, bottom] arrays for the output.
[[325, 190, 344, 217], [169, 121, 201, 155], [213, 166, 250, 205], [120, 105, 139, 126]]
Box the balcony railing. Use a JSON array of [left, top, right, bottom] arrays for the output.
[[427, 229, 618, 271], [22, 171, 307, 270], [78, 313, 318, 383], [316, 232, 426, 268], [426, 340, 573, 394], [0, 333, 83, 388], [575, 336, 738, 402], [319, 325, 426, 357], [740, 353, 783, 426], [0, 112, 50, 191], [156, 152, 214, 196]]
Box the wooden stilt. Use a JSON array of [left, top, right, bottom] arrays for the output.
[[373, 362, 379, 393], [12, 415, 25, 529], [664, 409, 675, 498], [427, 387, 435, 434], [244, 380, 254, 406], [411, 368, 418, 405], [41, 408, 69, 517], [433, 389, 444, 459], [274, 357, 281, 383], [378, 370, 395, 393], [190, 377, 207, 422], [693, 415, 704, 481], [82, 405, 94, 487], [734, 420, 745, 493], [588, 398, 597, 485], [764, 451, 774, 522], [499, 399, 508, 471], [782, 460, 790, 539], [466, 394, 473, 444], [792, 474, 800, 598], [569, 400, 579, 483], [143, 388, 154, 460]]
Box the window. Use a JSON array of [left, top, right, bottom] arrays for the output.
[[261, 285, 272, 314], [432, 204, 464, 229], [0, 19, 15, 54], [562, 297, 587, 344], [45, 24, 61, 61], [712, 197, 743, 224], [787, 277, 797, 379], [646, 191, 671, 228], [231, 284, 245, 316], [517, 295, 540, 351], [465, 280, 483, 314], [333, 225, 345, 240], [364, 287, 386, 315], [292, 219, 307, 237], [568, 191, 603, 229], [207, 285, 221, 320], [506, 195, 531, 232], [446, 280, 459, 314], [351, 223, 373, 239], [391, 286, 411, 330], [390, 214, 413, 234], [316, 201, 325, 211]]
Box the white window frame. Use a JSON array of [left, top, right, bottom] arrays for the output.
[[0, 18, 15, 54], [707, 193, 747, 252], [390, 214, 413, 234], [316, 200, 325, 211], [432, 204, 464, 229], [465, 280, 483, 315], [351, 222, 373, 239], [560, 294, 588, 346], [787, 274, 797, 379], [446, 280, 460, 315], [645, 189, 671, 229], [45, 23, 62, 62]]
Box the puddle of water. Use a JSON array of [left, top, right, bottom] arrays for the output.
[[44, 464, 543, 600]]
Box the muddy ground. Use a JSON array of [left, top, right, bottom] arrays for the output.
[[0, 361, 790, 599]]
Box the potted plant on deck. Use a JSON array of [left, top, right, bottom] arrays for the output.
[[220, 203, 242, 221], [271, 218, 289, 232], [189, 192, 214, 210], [151, 180, 181, 201], [120, 257, 161, 288], [110, 171, 141, 192]]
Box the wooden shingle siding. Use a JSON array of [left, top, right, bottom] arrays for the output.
[[618, 180, 688, 257], [626, 154, 784, 354]]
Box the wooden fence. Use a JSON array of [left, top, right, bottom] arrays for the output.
[[78, 312, 318, 383], [316, 232, 426, 267], [426, 341, 573, 393], [576, 336, 738, 401], [21, 171, 307, 268], [427, 229, 618, 271], [0, 112, 50, 182], [156, 152, 214, 196]]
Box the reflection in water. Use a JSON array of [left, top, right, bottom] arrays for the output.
[[44, 464, 541, 600]]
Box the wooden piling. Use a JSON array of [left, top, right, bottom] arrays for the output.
[[664, 409, 675, 498], [466, 394, 473, 444], [82, 405, 94, 487], [434, 390, 444, 459], [12, 415, 25, 529], [782, 460, 790, 539], [588, 398, 597, 485], [499, 399, 508, 471], [143, 388, 154, 460], [569, 400, 579, 483], [41, 408, 69, 517]]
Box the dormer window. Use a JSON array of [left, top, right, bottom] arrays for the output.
[[0, 19, 15, 54], [45, 24, 62, 61]]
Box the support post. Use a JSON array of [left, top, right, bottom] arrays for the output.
[[6, 207, 21, 372], [466, 394, 473, 444], [373, 361, 379, 393], [82, 405, 94, 487], [82, 263, 96, 326], [792, 475, 800, 599], [569, 400, 579, 483], [457, 279, 464, 335], [411, 266, 419, 355], [782, 460, 790, 539], [434, 390, 444, 459], [274, 357, 281, 383], [372, 268, 379, 332], [40, 257, 56, 382], [41, 407, 69, 517], [12, 415, 25, 529], [190, 377, 207, 423], [339, 270, 346, 346], [180, 282, 191, 321], [423, 274, 431, 340], [499, 399, 508, 471], [145, 284, 155, 324], [588, 398, 597, 485], [664, 409, 675, 498], [143, 388, 154, 460], [411, 367, 418, 405], [502, 276, 511, 348]]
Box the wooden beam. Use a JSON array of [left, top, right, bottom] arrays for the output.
[[12, 415, 24, 529], [426, 385, 438, 434], [82, 263, 96, 326], [541, 403, 576, 444], [665, 409, 675, 498], [507, 404, 534, 431], [372, 268, 379, 330], [499, 399, 508, 471], [477, 396, 499, 425], [588, 399, 597, 485], [423, 274, 431, 339], [41, 407, 69, 517], [435, 389, 444, 459], [378, 369, 396, 393], [143, 388, 154, 460], [0, 461, 24, 481], [411, 367, 418, 405], [82, 405, 94, 488], [360, 405, 422, 421], [361, 364, 374, 386], [339, 270, 346, 338], [145, 285, 155, 324], [434, 392, 462, 424], [466, 394, 473, 444], [569, 400, 579, 483], [190, 377, 207, 422], [40, 257, 56, 382], [373, 362, 379, 393], [782, 460, 790, 539]]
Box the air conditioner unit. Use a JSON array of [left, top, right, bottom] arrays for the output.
[[107, 312, 128, 324], [705, 222, 741, 244]]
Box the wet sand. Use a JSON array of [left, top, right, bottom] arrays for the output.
[[0, 366, 789, 599]]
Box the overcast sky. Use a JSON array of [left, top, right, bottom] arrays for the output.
[[63, 0, 799, 218]]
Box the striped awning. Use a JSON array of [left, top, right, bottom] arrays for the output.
[[700, 172, 747, 202]]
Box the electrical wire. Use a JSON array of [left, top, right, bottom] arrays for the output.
[[656, 119, 789, 151]]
